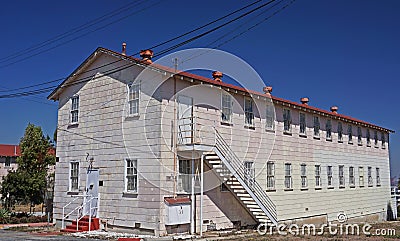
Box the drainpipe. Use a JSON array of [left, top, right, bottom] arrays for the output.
[[191, 156, 195, 234], [173, 70, 178, 198], [200, 154, 204, 236]]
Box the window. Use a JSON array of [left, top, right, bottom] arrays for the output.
[[368, 167, 373, 187], [349, 166, 355, 187], [244, 161, 255, 187], [338, 122, 343, 142], [376, 168, 380, 186], [339, 165, 345, 187], [301, 164, 307, 188], [70, 162, 79, 191], [357, 127, 362, 145], [374, 130, 378, 147], [284, 163, 292, 189], [283, 109, 292, 133], [221, 94, 233, 123], [178, 160, 191, 193], [359, 167, 364, 187], [70, 95, 79, 123], [266, 162, 275, 189], [315, 165, 321, 188], [327, 166, 333, 187], [299, 113, 306, 135], [5, 157, 10, 167], [313, 116, 320, 137], [244, 98, 254, 126], [266, 102, 275, 130], [128, 83, 140, 116], [381, 132, 386, 149], [326, 119, 332, 140], [347, 125, 353, 144], [366, 129, 371, 146], [126, 159, 138, 192]]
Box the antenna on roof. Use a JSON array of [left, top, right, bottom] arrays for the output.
[[173, 58, 178, 73]]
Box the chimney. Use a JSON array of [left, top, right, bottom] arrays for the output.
[[121, 43, 127, 55], [263, 86, 273, 94], [212, 71, 223, 82], [330, 106, 338, 114], [300, 97, 309, 105], [140, 49, 154, 64]]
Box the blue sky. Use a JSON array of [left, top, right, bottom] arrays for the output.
[[0, 0, 399, 178]]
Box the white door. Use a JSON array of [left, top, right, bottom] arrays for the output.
[[177, 95, 193, 144], [84, 169, 99, 217]]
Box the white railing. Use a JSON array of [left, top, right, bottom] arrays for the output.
[[177, 116, 216, 146], [62, 194, 100, 231]]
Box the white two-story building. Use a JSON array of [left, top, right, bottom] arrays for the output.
[[48, 46, 394, 236]]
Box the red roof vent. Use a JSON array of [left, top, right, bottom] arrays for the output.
[[263, 86, 273, 94], [139, 49, 153, 64], [212, 71, 223, 82], [330, 106, 338, 113], [300, 97, 309, 105], [121, 43, 127, 55]]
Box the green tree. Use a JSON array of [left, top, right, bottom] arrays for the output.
[[1, 124, 55, 209]]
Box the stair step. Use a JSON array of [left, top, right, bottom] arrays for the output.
[[243, 200, 257, 204], [236, 193, 251, 197], [246, 204, 261, 208], [230, 185, 245, 189], [238, 197, 254, 201]]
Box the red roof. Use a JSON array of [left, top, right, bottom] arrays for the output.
[[164, 197, 191, 205], [48, 47, 394, 133], [0, 144, 20, 157]]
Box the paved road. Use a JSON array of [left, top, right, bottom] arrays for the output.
[[0, 230, 104, 241]]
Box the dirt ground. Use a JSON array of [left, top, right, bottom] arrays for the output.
[[220, 221, 400, 241]]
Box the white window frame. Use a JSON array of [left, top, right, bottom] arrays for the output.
[[347, 125, 353, 144], [69, 161, 80, 192], [244, 97, 254, 127], [315, 165, 321, 188], [301, 164, 307, 188], [327, 166, 333, 187], [359, 167, 364, 187], [299, 112, 306, 136], [338, 122, 343, 142], [326, 119, 332, 140], [266, 161, 275, 190], [284, 163, 292, 189], [367, 166, 373, 187], [128, 83, 140, 116], [349, 166, 355, 187], [313, 116, 320, 138], [339, 165, 345, 187], [265, 101, 275, 131], [376, 168, 381, 186], [70, 95, 79, 124], [125, 159, 138, 193], [283, 108, 292, 133], [221, 93, 233, 124]]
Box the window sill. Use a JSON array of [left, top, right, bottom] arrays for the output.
[[382, 146, 386, 149], [359, 185, 364, 188], [338, 140, 343, 143], [67, 191, 80, 196], [123, 192, 138, 198], [284, 188, 293, 191], [126, 114, 140, 120], [374, 145, 379, 148], [266, 189, 276, 192], [367, 144, 371, 147], [265, 128, 275, 133], [368, 185, 373, 187], [221, 121, 233, 127], [67, 123, 79, 129], [300, 187, 308, 191], [348, 141, 353, 145], [326, 138, 332, 142], [327, 186, 334, 189], [299, 133, 307, 138], [339, 186, 345, 189], [350, 185, 355, 188], [283, 131, 292, 136], [315, 187, 322, 190], [244, 125, 255, 130], [313, 136, 320, 140], [358, 143, 363, 146], [377, 184, 381, 187]]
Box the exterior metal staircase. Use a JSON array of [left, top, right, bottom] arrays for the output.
[[208, 129, 278, 225]]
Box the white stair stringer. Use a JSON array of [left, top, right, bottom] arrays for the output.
[[209, 130, 278, 226]]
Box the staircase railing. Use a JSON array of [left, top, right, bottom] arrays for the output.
[[61, 194, 100, 231], [213, 128, 278, 225]]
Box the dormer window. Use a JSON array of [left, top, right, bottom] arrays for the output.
[[366, 129, 371, 147], [338, 122, 343, 142], [347, 125, 353, 144], [283, 108, 292, 133], [299, 112, 306, 136], [244, 97, 254, 127], [326, 119, 332, 140], [357, 127, 362, 145], [313, 116, 320, 138]]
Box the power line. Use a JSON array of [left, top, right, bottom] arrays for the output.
[[0, 0, 283, 99], [0, 0, 163, 68], [0, 0, 267, 94], [0, 0, 146, 64]]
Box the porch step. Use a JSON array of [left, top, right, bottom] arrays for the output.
[[61, 216, 100, 233]]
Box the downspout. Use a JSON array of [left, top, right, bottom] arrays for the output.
[[173, 71, 178, 198]]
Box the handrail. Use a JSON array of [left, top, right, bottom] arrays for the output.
[[62, 195, 81, 229], [61, 194, 99, 231]]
